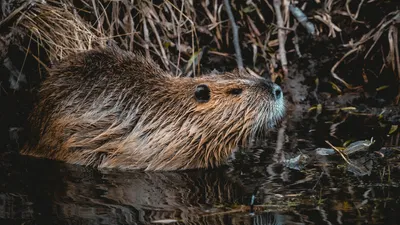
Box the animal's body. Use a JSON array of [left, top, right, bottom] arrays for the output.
[[22, 47, 285, 171]]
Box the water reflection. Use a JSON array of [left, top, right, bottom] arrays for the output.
[[1, 150, 400, 225], [1, 109, 400, 224], [0, 154, 249, 224]]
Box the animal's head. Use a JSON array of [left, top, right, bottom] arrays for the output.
[[131, 69, 285, 170]]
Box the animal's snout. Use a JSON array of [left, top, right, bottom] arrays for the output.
[[259, 80, 283, 101], [272, 84, 282, 101]]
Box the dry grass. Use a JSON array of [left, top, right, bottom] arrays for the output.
[[19, 0, 106, 62], [14, 0, 399, 100], [18, 0, 280, 76]]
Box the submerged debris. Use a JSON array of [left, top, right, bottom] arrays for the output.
[[315, 148, 336, 156], [283, 153, 310, 171], [316, 138, 375, 156], [345, 139, 375, 155], [314, 138, 377, 176], [347, 158, 373, 176]]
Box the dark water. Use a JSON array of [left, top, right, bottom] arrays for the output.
[[1, 107, 399, 225]]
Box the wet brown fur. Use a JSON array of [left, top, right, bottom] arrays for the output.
[[21, 47, 285, 171]]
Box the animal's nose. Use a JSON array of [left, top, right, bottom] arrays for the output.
[[260, 80, 283, 101], [272, 84, 282, 100]]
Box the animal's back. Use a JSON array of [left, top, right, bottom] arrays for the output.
[[23, 48, 163, 166]]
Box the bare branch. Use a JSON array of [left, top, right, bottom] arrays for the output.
[[223, 0, 243, 70], [273, 0, 288, 75]]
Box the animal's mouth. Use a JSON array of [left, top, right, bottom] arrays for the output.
[[250, 97, 286, 138], [272, 98, 286, 123]]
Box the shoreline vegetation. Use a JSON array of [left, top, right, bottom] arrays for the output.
[[0, 1, 399, 152], [0, 0, 398, 106]]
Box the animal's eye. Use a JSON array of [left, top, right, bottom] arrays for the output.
[[227, 88, 243, 95], [195, 84, 210, 103]]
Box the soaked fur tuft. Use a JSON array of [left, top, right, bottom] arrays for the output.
[[22, 47, 285, 171]]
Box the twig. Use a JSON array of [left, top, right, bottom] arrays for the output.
[[388, 25, 400, 104], [175, 0, 185, 76], [292, 22, 302, 57], [330, 47, 360, 89], [325, 141, 352, 165], [364, 12, 400, 59], [314, 13, 342, 38], [273, 0, 288, 76], [142, 17, 151, 59], [345, 0, 366, 23], [388, 25, 399, 79], [325, 141, 363, 173], [145, 11, 169, 69], [223, 0, 243, 70], [91, 0, 100, 26]]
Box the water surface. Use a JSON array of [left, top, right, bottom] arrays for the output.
[[1, 109, 399, 225]]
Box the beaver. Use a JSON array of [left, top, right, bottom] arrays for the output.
[[21, 46, 285, 171]]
